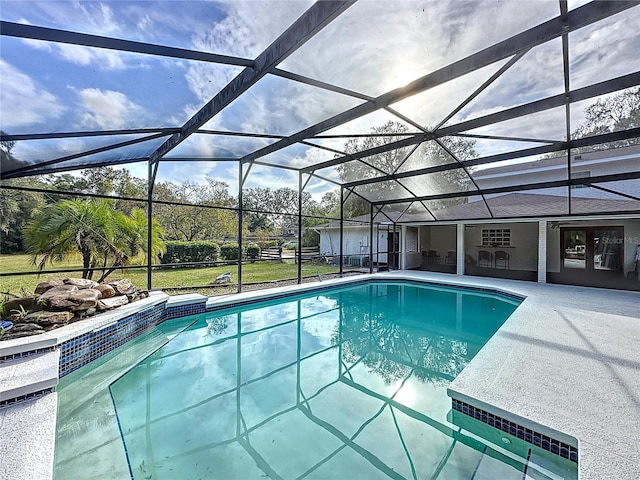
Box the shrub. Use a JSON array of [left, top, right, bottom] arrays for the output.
[[161, 241, 219, 265], [220, 242, 240, 261], [245, 243, 261, 261], [257, 240, 279, 249]]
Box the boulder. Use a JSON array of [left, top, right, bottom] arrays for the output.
[[47, 296, 78, 311], [108, 279, 135, 296], [34, 279, 64, 295], [10, 323, 45, 333], [37, 284, 78, 300], [214, 272, 232, 284], [24, 311, 73, 326], [136, 289, 149, 300], [97, 295, 129, 311], [64, 278, 100, 289], [2, 326, 44, 339], [95, 284, 116, 299], [37, 286, 101, 311], [68, 289, 101, 311], [3, 296, 42, 315]]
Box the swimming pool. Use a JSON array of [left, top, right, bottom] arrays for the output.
[[55, 281, 577, 479]]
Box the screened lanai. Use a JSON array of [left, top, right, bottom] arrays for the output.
[[1, 0, 639, 293]]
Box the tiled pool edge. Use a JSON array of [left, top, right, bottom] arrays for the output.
[[451, 398, 578, 463]]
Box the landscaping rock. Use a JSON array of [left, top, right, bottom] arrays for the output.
[[3, 296, 42, 315], [64, 278, 100, 289], [10, 323, 44, 333], [34, 279, 64, 295], [1, 276, 147, 341], [97, 295, 129, 311], [47, 296, 78, 311], [24, 311, 73, 326], [68, 289, 101, 311], [214, 272, 232, 284], [137, 289, 149, 300], [95, 284, 116, 299], [108, 279, 134, 296], [2, 326, 44, 339], [37, 284, 78, 300]]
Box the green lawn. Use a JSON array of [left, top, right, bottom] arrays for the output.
[[0, 254, 342, 297]]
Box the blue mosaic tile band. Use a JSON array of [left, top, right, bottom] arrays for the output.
[[204, 278, 524, 313], [205, 279, 366, 313], [58, 303, 165, 377], [164, 302, 206, 320], [452, 399, 578, 463]]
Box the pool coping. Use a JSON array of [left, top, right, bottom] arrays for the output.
[[2, 271, 638, 479]]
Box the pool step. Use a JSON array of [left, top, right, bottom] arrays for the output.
[[0, 350, 59, 480], [0, 392, 58, 480], [0, 349, 60, 405]]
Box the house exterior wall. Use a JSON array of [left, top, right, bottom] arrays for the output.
[[470, 147, 640, 201], [464, 222, 538, 271], [318, 227, 388, 264]]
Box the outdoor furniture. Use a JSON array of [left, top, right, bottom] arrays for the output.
[[478, 250, 493, 268], [426, 250, 440, 264], [495, 250, 510, 269], [445, 251, 456, 265]]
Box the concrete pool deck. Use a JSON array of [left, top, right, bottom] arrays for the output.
[[382, 270, 639, 480]]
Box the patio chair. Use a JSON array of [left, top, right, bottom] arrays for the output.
[[478, 250, 493, 268], [495, 250, 510, 269], [427, 250, 441, 264], [445, 251, 456, 265]]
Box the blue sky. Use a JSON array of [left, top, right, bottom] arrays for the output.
[[1, 0, 638, 197]]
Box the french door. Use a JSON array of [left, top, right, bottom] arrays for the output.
[[560, 226, 623, 282]]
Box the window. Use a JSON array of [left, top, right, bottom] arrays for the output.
[[482, 228, 511, 247], [571, 170, 590, 189]]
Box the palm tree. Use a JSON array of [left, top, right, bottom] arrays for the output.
[[96, 208, 165, 282], [24, 199, 165, 281]]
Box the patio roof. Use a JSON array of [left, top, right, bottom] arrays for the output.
[[1, 0, 639, 220]]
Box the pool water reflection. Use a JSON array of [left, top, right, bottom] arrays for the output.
[[108, 282, 575, 479]]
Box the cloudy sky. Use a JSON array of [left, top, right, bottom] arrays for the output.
[[1, 0, 638, 197]]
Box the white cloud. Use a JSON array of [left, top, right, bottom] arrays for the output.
[[16, 3, 141, 71], [30, 1, 121, 36], [0, 60, 65, 130], [183, 64, 241, 107], [569, 7, 640, 90], [182, 1, 315, 131], [243, 163, 298, 190], [56, 43, 128, 70], [74, 88, 146, 130]]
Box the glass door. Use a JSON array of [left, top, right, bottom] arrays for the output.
[[562, 229, 586, 269], [560, 226, 623, 283], [593, 228, 621, 271]]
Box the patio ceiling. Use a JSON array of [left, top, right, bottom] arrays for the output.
[[1, 0, 639, 218]]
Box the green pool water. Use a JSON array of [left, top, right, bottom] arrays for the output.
[[55, 281, 577, 479]]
